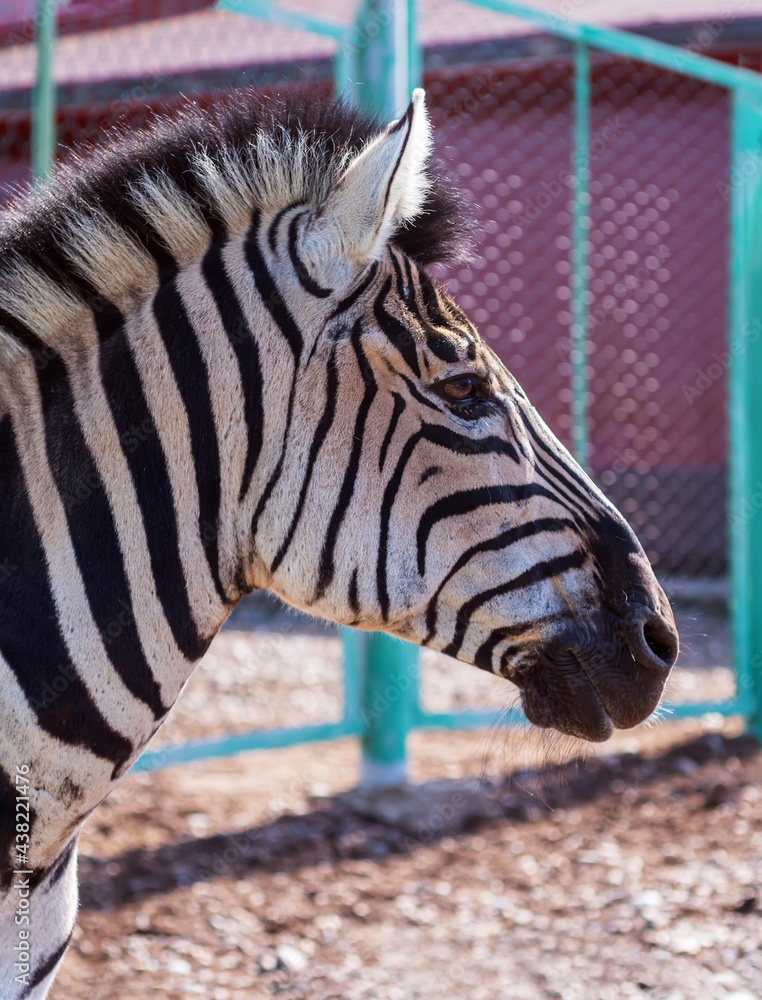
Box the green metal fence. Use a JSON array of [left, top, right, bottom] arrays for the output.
[[29, 0, 762, 780]]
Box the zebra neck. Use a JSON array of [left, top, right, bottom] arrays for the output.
[[97, 259, 270, 642]]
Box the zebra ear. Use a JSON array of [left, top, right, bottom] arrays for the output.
[[301, 89, 432, 281]]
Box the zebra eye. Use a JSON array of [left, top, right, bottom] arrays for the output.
[[436, 374, 479, 402]]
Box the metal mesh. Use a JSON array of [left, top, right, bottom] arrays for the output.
[[426, 54, 730, 580], [0, 1, 211, 46]]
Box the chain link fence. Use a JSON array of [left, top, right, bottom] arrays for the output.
[[425, 54, 730, 580]]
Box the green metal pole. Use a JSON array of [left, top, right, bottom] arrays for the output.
[[340, 625, 365, 729], [338, 0, 421, 787], [570, 41, 590, 467], [358, 633, 419, 786], [728, 86, 762, 742], [334, 36, 353, 100], [466, 0, 762, 92], [407, 0, 421, 104], [217, 0, 347, 41], [32, 0, 57, 181], [348, 0, 415, 118]]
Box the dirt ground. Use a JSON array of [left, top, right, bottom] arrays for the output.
[[49, 595, 761, 1000]]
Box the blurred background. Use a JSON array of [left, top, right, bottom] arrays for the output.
[[1, 2, 761, 999]]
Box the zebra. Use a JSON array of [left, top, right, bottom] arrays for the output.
[[0, 87, 678, 998]]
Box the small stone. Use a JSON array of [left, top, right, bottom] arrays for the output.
[[671, 934, 702, 955], [165, 956, 192, 976], [630, 890, 664, 910], [712, 972, 742, 989], [276, 943, 309, 972], [258, 952, 278, 972]]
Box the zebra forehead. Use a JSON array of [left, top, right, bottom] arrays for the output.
[[0, 89, 471, 349]]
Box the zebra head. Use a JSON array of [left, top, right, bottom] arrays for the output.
[[14, 87, 677, 745], [256, 90, 678, 742]]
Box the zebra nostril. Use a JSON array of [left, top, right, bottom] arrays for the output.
[[643, 621, 676, 664], [627, 612, 678, 672]]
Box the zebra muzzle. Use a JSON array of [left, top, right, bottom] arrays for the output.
[[519, 609, 677, 742]]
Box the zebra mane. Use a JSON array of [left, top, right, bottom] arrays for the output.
[[0, 88, 470, 360]]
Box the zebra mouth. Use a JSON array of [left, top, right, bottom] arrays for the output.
[[519, 637, 668, 743], [520, 650, 614, 742]]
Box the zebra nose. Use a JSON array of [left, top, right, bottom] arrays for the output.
[[624, 608, 679, 672]]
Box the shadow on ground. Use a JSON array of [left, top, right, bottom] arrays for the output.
[[78, 732, 758, 913]]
